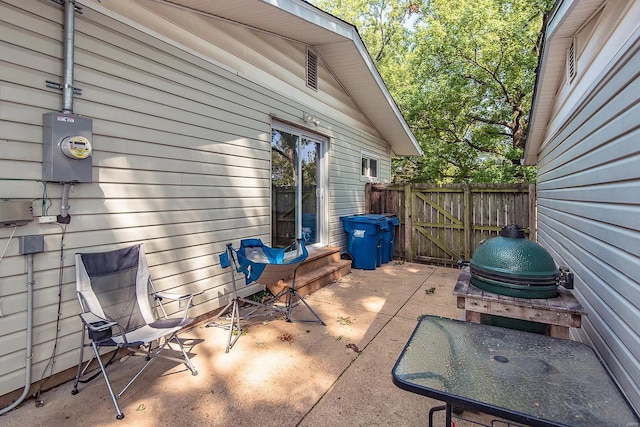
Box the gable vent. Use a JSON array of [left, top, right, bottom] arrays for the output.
[[568, 39, 576, 81], [306, 48, 318, 90]]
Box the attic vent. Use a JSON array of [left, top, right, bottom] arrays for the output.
[[568, 39, 576, 81], [306, 48, 318, 90]]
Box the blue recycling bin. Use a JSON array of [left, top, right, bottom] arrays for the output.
[[381, 214, 400, 264], [341, 214, 388, 270]]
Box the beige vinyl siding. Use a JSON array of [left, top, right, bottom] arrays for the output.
[[1, 0, 272, 393], [328, 126, 391, 248], [0, 0, 392, 397], [535, 14, 640, 410]]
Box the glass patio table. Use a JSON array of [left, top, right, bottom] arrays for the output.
[[392, 315, 639, 427]]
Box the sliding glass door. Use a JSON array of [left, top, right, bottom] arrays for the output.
[[271, 123, 327, 248]]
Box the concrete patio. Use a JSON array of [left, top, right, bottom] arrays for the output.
[[1, 262, 500, 427]]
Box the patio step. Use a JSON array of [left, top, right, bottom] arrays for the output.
[[266, 246, 351, 299]]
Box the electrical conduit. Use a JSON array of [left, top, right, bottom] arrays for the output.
[[0, 254, 34, 415], [1, 0, 73, 413], [60, 183, 71, 219], [62, 0, 75, 114]]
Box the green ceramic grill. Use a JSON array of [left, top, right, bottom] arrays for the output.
[[470, 225, 559, 299]]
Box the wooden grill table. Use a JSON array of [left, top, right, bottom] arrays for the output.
[[453, 266, 586, 339], [392, 315, 640, 427]]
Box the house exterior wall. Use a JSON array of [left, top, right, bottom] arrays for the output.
[[535, 1, 640, 411], [0, 0, 391, 397]]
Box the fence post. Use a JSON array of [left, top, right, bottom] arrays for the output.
[[365, 182, 371, 213], [403, 183, 413, 262], [463, 185, 472, 260]]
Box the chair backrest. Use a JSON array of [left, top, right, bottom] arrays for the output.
[[76, 244, 155, 333], [235, 239, 308, 284]]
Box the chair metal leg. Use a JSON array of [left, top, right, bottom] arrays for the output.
[[170, 336, 198, 374], [206, 245, 268, 351], [207, 295, 245, 352], [71, 326, 87, 395], [117, 351, 154, 398], [72, 343, 124, 420], [92, 342, 125, 420], [118, 332, 198, 396], [284, 287, 325, 325], [71, 325, 124, 419], [225, 298, 242, 353]]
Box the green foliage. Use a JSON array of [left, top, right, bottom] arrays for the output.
[[271, 129, 298, 187], [312, 0, 553, 183], [272, 129, 319, 187]]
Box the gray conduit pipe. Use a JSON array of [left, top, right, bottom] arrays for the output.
[[62, 0, 75, 114], [61, 183, 72, 219], [60, 0, 74, 220], [2, 0, 73, 414], [0, 254, 34, 415]]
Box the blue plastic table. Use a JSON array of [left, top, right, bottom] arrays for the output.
[[392, 315, 639, 427]]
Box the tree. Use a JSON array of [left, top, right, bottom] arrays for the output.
[[312, 0, 553, 183], [401, 0, 552, 183], [271, 129, 298, 187], [312, 1, 416, 104]]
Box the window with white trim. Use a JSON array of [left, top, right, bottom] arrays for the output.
[[361, 152, 379, 179]]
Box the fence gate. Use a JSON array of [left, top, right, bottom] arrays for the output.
[[366, 183, 536, 265]]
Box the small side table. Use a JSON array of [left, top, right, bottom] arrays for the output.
[[453, 266, 586, 339]]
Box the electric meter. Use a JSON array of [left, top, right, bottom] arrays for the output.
[[60, 135, 92, 159], [42, 112, 93, 183]]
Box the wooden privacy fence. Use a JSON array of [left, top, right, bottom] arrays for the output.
[[365, 183, 536, 265]]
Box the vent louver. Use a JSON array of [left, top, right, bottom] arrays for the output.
[[306, 48, 318, 90], [568, 39, 576, 81]]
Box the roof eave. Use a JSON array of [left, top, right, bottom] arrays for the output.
[[524, 0, 605, 165]]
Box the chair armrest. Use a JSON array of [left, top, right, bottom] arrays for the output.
[[79, 312, 123, 343], [153, 290, 204, 320], [154, 290, 204, 301], [79, 312, 118, 331]]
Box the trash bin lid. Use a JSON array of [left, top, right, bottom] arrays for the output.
[[341, 214, 389, 228]]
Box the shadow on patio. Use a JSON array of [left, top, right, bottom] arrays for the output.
[[1, 263, 502, 427]]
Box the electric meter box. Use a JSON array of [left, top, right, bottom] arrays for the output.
[[42, 112, 93, 183]]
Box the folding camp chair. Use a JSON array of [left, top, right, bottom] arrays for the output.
[[208, 239, 325, 353], [71, 244, 201, 420]]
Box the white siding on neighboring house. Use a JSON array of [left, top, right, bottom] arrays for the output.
[[531, 0, 640, 411], [0, 0, 396, 398]]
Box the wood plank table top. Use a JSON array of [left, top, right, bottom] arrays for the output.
[[453, 266, 587, 339]]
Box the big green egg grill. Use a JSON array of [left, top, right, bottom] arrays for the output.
[[470, 225, 562, 299]]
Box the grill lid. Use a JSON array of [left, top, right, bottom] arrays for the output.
[[470, 225, 559, 298]]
